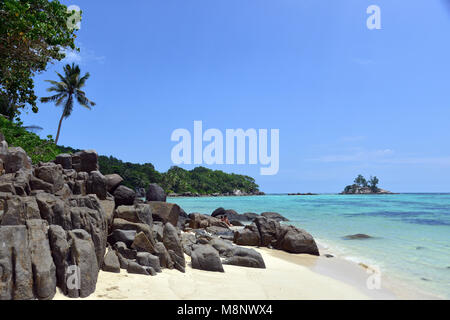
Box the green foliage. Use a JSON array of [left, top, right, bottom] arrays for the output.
[[345, 175, 381, 193], [0, 93, 16, 120], [368, 176, 379, 192], [161, 166, 259, 195], [354, 174, 368, 187], [1, 120, 260, 195], [0, 0, 79, 116], [97, 159, 259, 195], [97, 155, 162, 191], [0, 116, 61, 163]]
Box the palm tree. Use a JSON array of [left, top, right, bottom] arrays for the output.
[[40, 63, 95, 144]]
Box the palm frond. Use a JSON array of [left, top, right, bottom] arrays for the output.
[[75, 92, 95, 109], [55, 94, 68, 106], [42, 63, 96, 124], [78, 72, 90, 87], [40, 93, 64, 103]]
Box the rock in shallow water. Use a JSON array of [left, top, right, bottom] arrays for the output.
[[342, 234, 374, 240]]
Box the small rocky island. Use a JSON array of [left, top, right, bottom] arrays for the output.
[[341, 175, 393, 194]]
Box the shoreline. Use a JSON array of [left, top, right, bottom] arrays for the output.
[[54, 245, 383, 300], [313, 240, 442, 300], [167, 195, 447, 300]]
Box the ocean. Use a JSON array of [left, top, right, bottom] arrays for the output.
[[168, 194, 450, 299]]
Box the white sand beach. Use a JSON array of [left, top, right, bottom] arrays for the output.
[[54, 246, 398, 300]]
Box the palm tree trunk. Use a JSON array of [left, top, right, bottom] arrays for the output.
[[55, 113, 65, 145]]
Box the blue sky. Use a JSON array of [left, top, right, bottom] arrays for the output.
[[21, 0, 450, 193]]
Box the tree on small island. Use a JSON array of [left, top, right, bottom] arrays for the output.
[[368, 176, 379, 192], [343, 174, 382, 194], [354, 174, 368, 187]]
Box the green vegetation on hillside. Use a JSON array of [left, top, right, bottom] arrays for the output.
[[159, 166, 259, 195], [0, 116, 61, 163], [0, 118, 260, 194], [59, 142, 260, 195]]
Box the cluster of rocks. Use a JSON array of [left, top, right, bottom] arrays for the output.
[[0, 132, 321, 300], [340, 185, 393, 194], [209, 207, 288, 227], [0, 138, 111, 299], [233, 216, 320, 255], [106, 204, 186, 275]]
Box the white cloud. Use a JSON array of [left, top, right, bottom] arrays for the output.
[[61, 44, 105, 65]]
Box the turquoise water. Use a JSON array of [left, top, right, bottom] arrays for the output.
[[168, 194, 450, 299]]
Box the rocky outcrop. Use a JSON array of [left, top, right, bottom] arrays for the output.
[[223, 247, 265, 269], [0, 225, 34, 300], [102, 249, 120, 273], [163, 223, 185, 273], [341, 185, 393, 194], [26, 219, 57, 300], [188, 213, 229, 229], [148, 201, 181, 226], [136, 252, 161, 273], [113, 185, 136, 207], [109, 229, 137, 247], [146, 183, 166, 202], [0, 132, 320, 300], [115, 204, 153, 226], [0, 146, 32, 174], [0, 137, 111, 300], [86, 171, 107, 200], [179, 231, 266, 270], [210, 208, 288, 224], [277, 224, 319, 255], [67, 229, 99, 298], [104, 174, 123, 193], [233, 224, 260, 246], [1, 196, 41, 225], [54, 154, 72, 170], [233, 217, 319, 256], [260, 212, 289, 222], [191, 244, 224, 272], [71, 150, 99, 173], [211, 207, 259, 223]]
